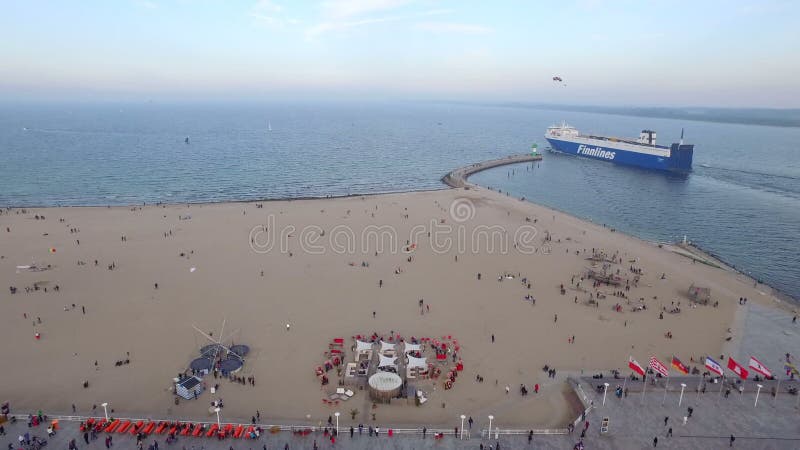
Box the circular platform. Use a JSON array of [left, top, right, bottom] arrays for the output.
[[189, 357, 213, 372], [200, 344, 223, 357], [219, 358, 243, 374], [229, 344, 250, 357], [368, 372, 403, 403]]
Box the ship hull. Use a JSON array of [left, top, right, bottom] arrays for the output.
[[545, 137, 693, 172]]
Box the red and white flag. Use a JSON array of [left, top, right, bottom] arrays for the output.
[[748, 356, 772, 378], [705, 357, 723, 375], [649, 356, 669, 377], [629, 357, 646, 377], [727, 357, 749, 380]]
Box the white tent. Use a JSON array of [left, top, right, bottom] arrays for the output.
[[356, 340, 373, 353], [378, 355, 397, 368], [380, 341, 396, 353], [404, 342, 421, 354], [407, 355, 427, 370]]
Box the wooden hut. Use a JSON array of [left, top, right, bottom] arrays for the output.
[[688, 284, 711, 304]]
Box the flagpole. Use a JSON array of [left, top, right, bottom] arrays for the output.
[[662, 356, 671, 405], [695, 375, 702, 405], [642, 373, 647, 405], [739, 378, 746, 404], [621, 377, 627, 403]]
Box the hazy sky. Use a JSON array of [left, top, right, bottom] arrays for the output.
[[1, 0, 798, 107]]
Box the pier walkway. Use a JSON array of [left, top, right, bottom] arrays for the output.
[[442, 153, 542, 188]]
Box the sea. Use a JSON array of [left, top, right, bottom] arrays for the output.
[[1, 101, 798, 301]]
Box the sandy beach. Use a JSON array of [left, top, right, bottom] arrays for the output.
[[0, 179, 786, 428]]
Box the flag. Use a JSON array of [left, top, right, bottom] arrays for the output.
[[628, 357, 645, 377], [649, 356, 669, 377], [671, 356, 689, 375], [705, 357, 723, 376], [748, 356, 772, 378], [727, 357, 749, 380]]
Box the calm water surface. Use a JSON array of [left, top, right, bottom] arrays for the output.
[[1, 101, 798, 299]]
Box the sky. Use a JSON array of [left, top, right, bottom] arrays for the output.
[[1, 0, 798, 107]]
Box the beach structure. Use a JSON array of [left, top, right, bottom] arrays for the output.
[[586, 268, 623, 286], [189, 357, 213, 375], [688, 284, 711, 304], [175, 376, 203, 400], [368, 372, 403, 403]]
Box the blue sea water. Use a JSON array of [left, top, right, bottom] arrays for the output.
[[1, 101, 798, 300]]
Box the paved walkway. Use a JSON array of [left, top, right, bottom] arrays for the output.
[[735, 303, 800, 369], [5, 383, 800, 450]]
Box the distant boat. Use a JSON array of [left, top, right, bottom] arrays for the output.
[[185, 136, 190, 144], [268, 121, 272, 132]]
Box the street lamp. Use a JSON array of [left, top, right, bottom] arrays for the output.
[[460, 415, 466, 439], [214, 407, 221, 428], [334, 411, 340, 434], [101, 402, 109, 420], [487, 415, 494, 439], [679, 383, 687, 407], [602, 382, 610, 406], [755, 384, 763, 408]]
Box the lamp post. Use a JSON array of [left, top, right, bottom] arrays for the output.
[[334, 412, 340, 434], [678, 383, 687, 407], [214, 407, 221, 428], [460, 415, 466, 439], [755, 384, 763, 408], [101, 402, 109, 420], [602, 382, 610, 406], [487, 415, 493, 439]]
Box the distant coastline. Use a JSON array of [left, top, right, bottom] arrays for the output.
[[446, 101, 800, 128]]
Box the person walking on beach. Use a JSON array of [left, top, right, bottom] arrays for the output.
[[653, 436, 658, 447], [667, 427, 672, 437], [664, 416, 669, 426], [491, 334, 495, 343], [730, 435, 735, 446]]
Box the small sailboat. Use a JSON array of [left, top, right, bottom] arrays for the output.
[[268, 120, 272, 132], [185, 136, 190, 144]]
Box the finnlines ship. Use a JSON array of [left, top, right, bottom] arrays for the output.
[[545, 123, 693, 172]]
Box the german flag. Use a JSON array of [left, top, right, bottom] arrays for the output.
[[671, 356, 689, 375]]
